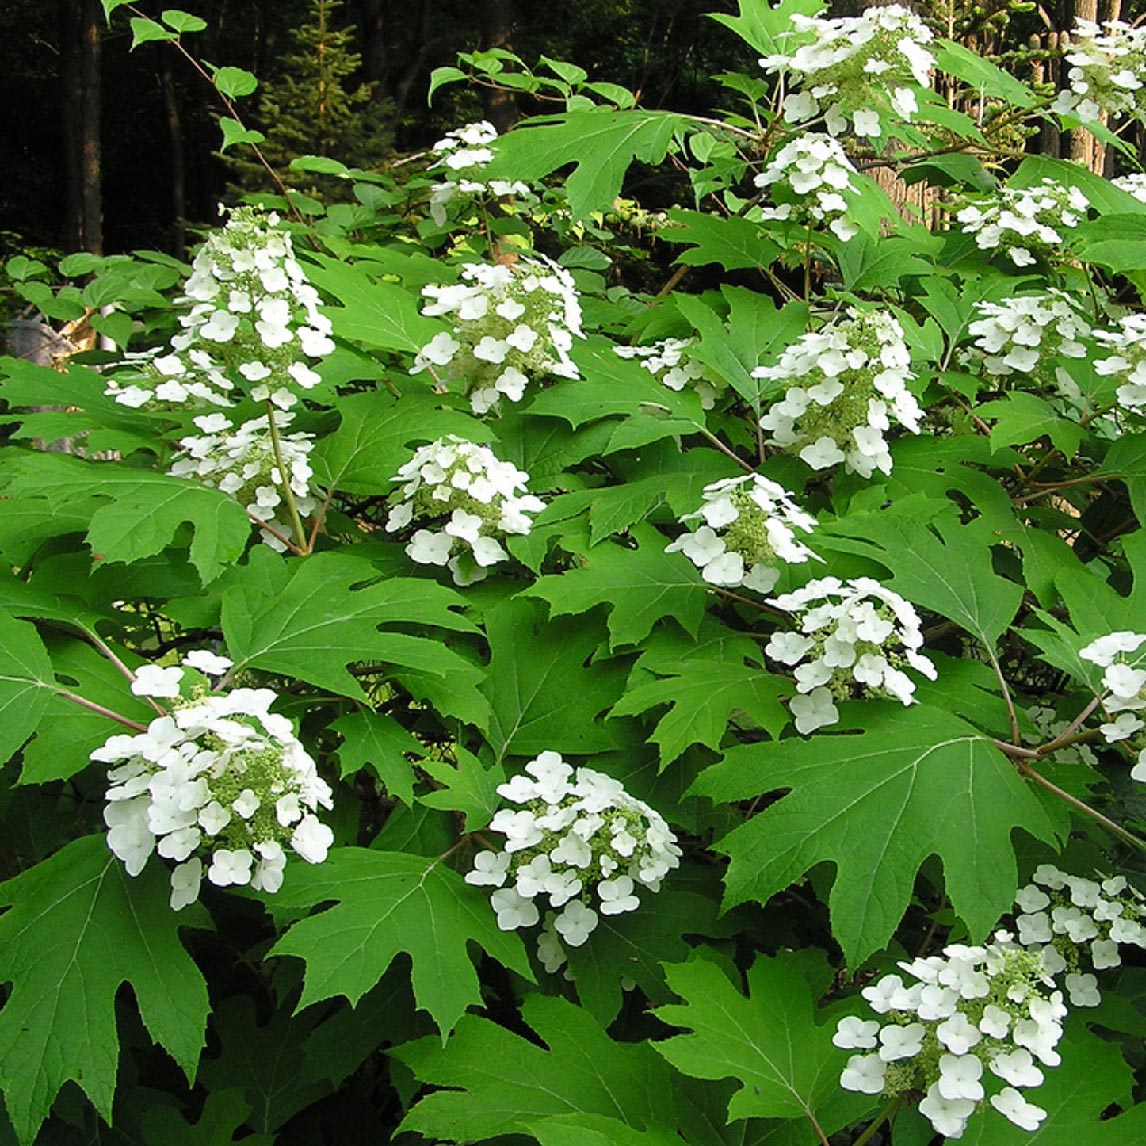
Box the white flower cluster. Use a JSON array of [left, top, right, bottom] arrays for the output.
[[1051, 20, 1146, 125], [412, 257, 583, 414], [1079, 630, 1146, 777], [1011, 864, 1146, 1004], [766, 576, 937, 733], [426, 120, 533, 226], [385, 435, 544, 585], [760, 4, 933, 137], [431, 120, 499, 170], [614, 337, 721, 409], [465, 751, 681, 970], [835, 936, 1066, 1137], [754, 133, 861, 242], [170, 412, 318, 552], [665, 474, 818, 593], [1113, 172, 1146, 203], [96, 652, 334, 910], [956, 181, 1090, 268], [1091, 317, 1146, 416], [106, 207, 334, 412], [962, 291, 1092, 378], [755, 308, 921, 477]]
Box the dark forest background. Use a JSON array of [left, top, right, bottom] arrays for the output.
[[0, 0, 1129, 264], [0, 0, 754, 259]]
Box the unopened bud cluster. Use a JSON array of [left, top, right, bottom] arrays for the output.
[[754, 133, 861, 241], [466, 751, 681, 971], [835, 937, 1065, 1137], [962, 291, 1091, 379], [385, 435, 544, 585], [97, 652, 334, 911], [760, 4, 933, 137], [170, 412, 317, 552], [1011, 864, 1146, 1004], [426, 120, 533, 226], [413, 256, 583, 413], [755, 309, 921, 477], [1051, 20, 1146, 125], [766, 576, 937, 733], [614, 337, 721, 409], [956, 181, 1090, 268], [1079, 630, 1146, 778], [666, 474, 818, 593]]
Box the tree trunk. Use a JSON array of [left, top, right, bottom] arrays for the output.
[[58, 0, 102, 253], [160, 56, 187, 259], [481, 0, 517, 132]]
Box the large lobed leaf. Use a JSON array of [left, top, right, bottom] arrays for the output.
[[3, 451, 250, 584], [267, 848, 534, 1036], [392, 993, 679, 1141], [654, 952, 872, 1137], [0, 835, 209, 1144], [693, 703, 1059, 964], [221, 548, 485, 721], [481, 108, 687, 220]]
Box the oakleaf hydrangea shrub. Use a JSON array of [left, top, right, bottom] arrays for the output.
[[835, 937, 1065, 1136], [105, 207, 334, 412], [385, 435, 545, 584], [11, 5, 1146, 1144], [761, 3, 934, 137], [666, 473, 819, 592], [766, 577, 937, 732], [412, 256, 583, 413], [956, 180, 1091, 268], [755, 308, 921, 476], [98, 653, 334, 910], [1052, 19, 1146, 125], [465, 751, 681, 967]]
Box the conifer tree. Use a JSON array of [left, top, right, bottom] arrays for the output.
[[237, 0, 392, 193]]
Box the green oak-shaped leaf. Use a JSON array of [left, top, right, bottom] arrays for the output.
[[480, 108, 686, 221], [222, 549, 485, 720], [306, 254, 445, 354], [391, 993, 678, 1141], [418, 747, 506, 830], [0, 610, 54, 769], [331, 710, 424, 806], [817, 501, 1024, 648], [482, 598, 625, 761], [693, 703, 1058, 964], [524, 523, 708, 650], [267, 848, 533, 1035], [612, 659, 789, 767], [0, 835, 209, 1144], [654, 952, 872, 1136], [5, 451, 250, 585]]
